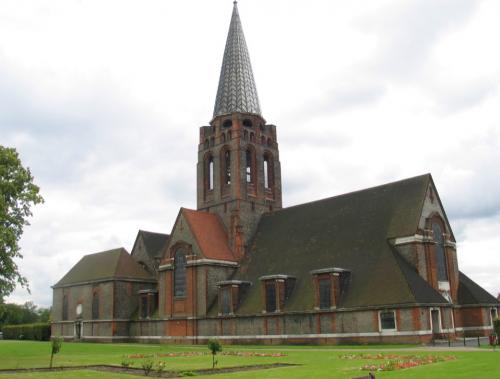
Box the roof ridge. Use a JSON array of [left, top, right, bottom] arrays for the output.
[[269, 173, 431, 216]]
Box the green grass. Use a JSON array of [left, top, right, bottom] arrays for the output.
[[0, 341, 499, 378]]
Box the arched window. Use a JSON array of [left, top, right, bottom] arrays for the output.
[[221, 148, 231, 185], [263, 153, 274, 189], [210, 137, 215, 147], [221, 133, 226, 143], [205, 154, 214, 192], [243, 130, 248, 141], [243, 119, 253, 128], [267, 137, 273, 147], [246, 148, 255, 184], [204, 139, 209, 149], [62, 295, 68, 321], [92, 292, 99, 319], [432, 222, 448, 281], [223, 119, 232, 128], [250, 132, 255, 142], [174, 249, 187, 297]]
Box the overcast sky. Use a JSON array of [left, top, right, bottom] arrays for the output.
[[2, 0, 499, 307]]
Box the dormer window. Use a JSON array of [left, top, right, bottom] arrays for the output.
[[259, 275, 295, 313], [216, 280, 251, 316], [310, 267, 350, 310], [223, 119, 232, 128]]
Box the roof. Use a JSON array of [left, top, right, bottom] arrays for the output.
[[53, 248, 155, 288], [457, 272, 500, 306], [182, 208, 236, 262], [132, 230, 170, 259], [231, 174, 450, 314], [213, 1, 261, 118]]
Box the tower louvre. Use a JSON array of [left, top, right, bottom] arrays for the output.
[[197, 1, 282, 258]]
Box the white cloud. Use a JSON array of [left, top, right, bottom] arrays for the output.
[[3, 0, 500, 306]]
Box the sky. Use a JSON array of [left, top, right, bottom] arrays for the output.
[[1, 0, 499, 307]]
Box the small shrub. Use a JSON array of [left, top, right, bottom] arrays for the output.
[[180, 371, 196, 377], [494, 318, 500, 340], [49, 337, 63, 368], [155, 360, 166, 376], [121, 355, 132, 369], [207, 339, 222, 369], [142, 358, 154, 376]]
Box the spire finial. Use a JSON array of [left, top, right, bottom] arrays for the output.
[[213, 1, 261, 118]]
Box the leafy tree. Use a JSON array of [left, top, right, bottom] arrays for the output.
[[0, 301, 40, 328], [0, 146, 43, 300], [208, 339, 222, 369]]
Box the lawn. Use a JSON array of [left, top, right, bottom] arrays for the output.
[[0, 340, 498, 378]]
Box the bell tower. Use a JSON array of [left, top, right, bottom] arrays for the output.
[[196, 1, 282, 258]]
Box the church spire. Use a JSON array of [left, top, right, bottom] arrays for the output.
[[213, 1, 261, 118]]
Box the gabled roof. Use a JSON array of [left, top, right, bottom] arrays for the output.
[[213, 1, 261, 118], [182, 208, 236, 262], [457, 272, 500, 306], [53, 248, 155, 288], [131, 230, 170, 259], [232, 174, 449, 314]]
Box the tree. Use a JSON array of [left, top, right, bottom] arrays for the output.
[[207, 339, 222, 369], [0, 145, 43, 300], [49, 337, 62, 368]]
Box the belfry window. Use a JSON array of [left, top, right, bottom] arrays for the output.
[[205, 154, 214, 191], [92, 292, 99, 319], [432, 222, 448, 282], [246, 149, 254, 183], [174, 249, 187, 297], [263, 153, 273, 189], [222, 149, 231, 185]]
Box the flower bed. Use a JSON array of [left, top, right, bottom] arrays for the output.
[[339, 353, 456, 371], [127, 351, 287, 359]]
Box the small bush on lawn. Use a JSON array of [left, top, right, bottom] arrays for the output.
[[208, 339, 222, 369], [1, 323, 51, 341], [141, 358, 154, 376]]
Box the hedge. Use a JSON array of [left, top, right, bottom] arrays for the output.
[[494, 318, 500, 338], [1, 323, 51, 341]]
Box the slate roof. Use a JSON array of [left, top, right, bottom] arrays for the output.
[[213, 1, 261, 118], [232, 174, 451, 314], [132, 230, 170, 259], [457, 272, 500, 306], [182, 208, 237, 262], [53, 248, 155, 288]]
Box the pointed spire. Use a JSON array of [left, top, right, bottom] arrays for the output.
[[213, 1, 261, 118]]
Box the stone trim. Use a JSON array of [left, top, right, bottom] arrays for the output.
[[393, 234, 433, 245], [159, 259, 238, 271], [310, 267, 349, 275], [259, 274, 295, 281], [52, 277, 156, 288], [216, 280, 251, 287], [129, 330, 434, 341], [455, 325, 494, 331]]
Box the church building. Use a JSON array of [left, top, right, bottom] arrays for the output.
[[52, 2, 499, 344]]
